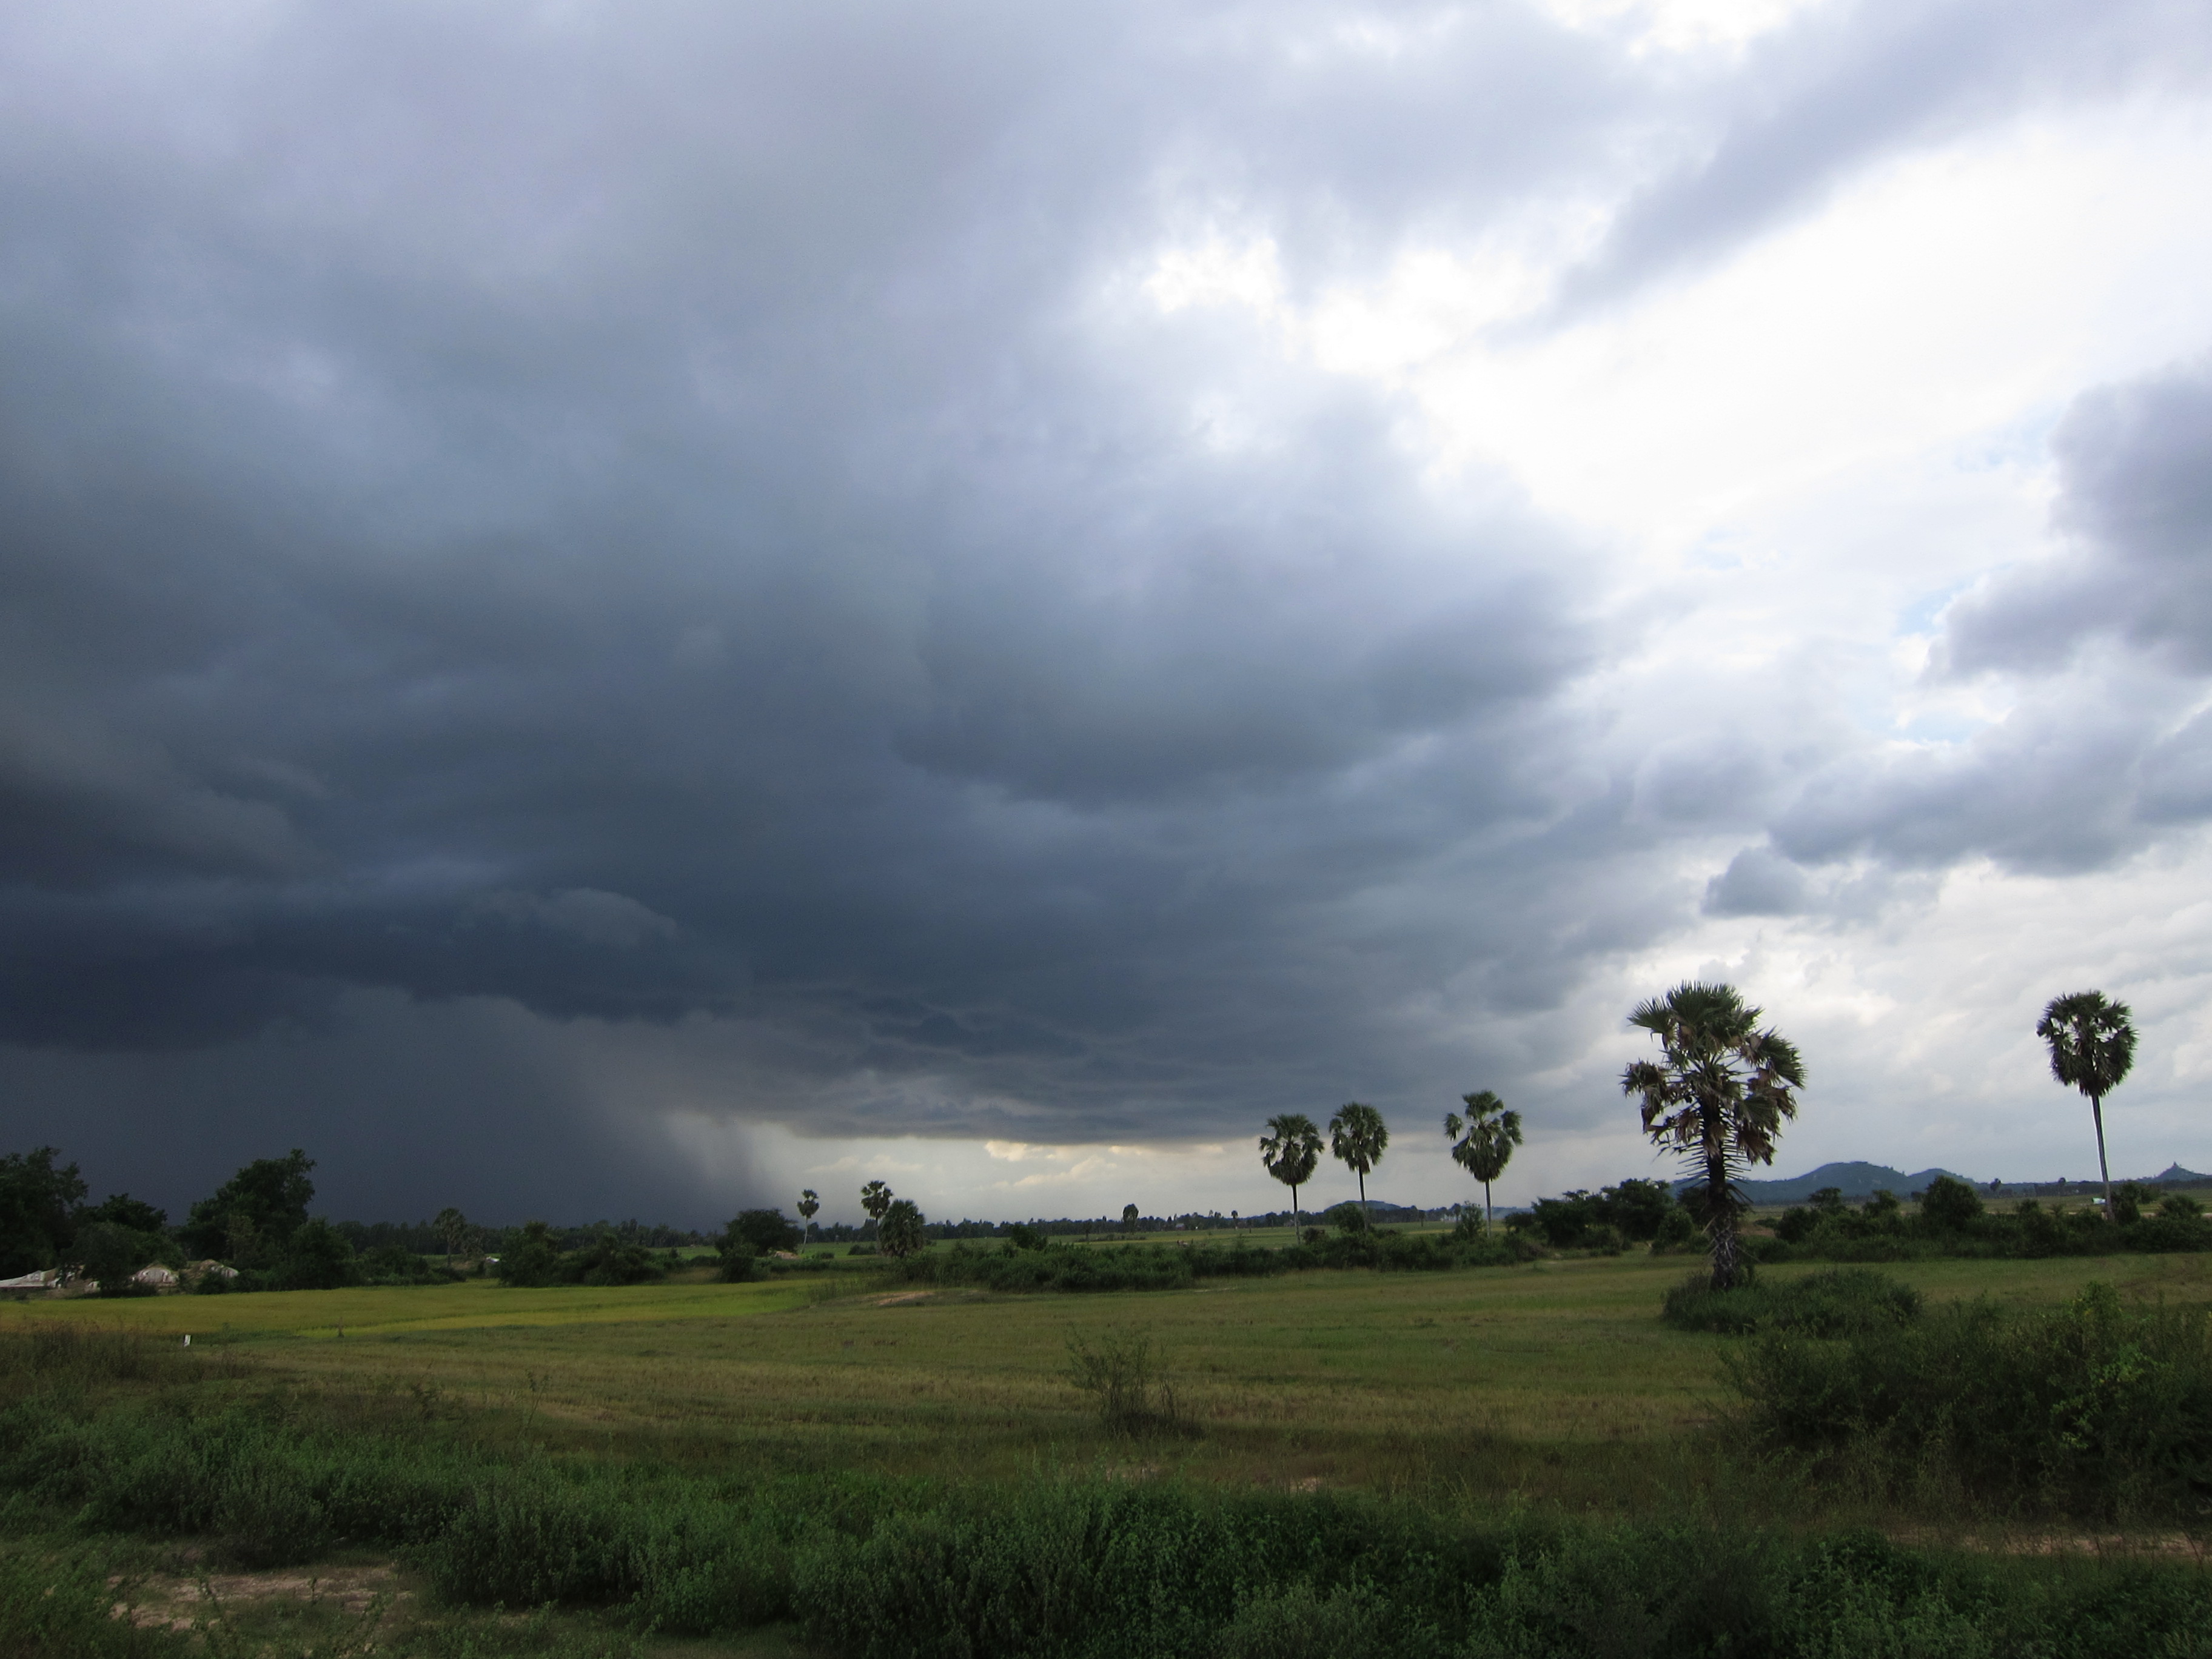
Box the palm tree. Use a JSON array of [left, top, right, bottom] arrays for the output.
[[796, 1188, 820, 1241], [1327, 1103, 1389, 1231], [2036, 990, 2136, 1218], [1258, 1113, 1323, 1235], [1444, 1091, 1523, 1224], [860, 1180, 893, 1239], [1622, 982, 1804, 1292]]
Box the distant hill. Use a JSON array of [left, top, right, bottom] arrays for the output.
[[1669, 1160, 2212, 1204], [1672, 1161, 1970, 1204]]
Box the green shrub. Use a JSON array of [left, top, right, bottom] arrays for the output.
[[1663, 1269, 1920, 1336], [0, 1545, 191, 1658], [1728, 1282, 2212, 1516], [1064, 1330, 1190, 1438], [8, 1395, 2212, 1650]]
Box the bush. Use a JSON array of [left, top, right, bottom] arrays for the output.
[[1064, 1330, 1190, 1437], [1917, 1175, 1984, 1230], [877, 1200, 927, 1259], [1662, 1269, 1920, 1336], [8, 1393, 2212, 1650], [1728, 1281, 2212, 1516], [0, 1545, 191, 1658]]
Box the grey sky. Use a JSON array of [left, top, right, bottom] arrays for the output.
[[3, 0, 2210, 1224]]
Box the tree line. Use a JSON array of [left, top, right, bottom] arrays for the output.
[[1, 979, 2143, 1300]]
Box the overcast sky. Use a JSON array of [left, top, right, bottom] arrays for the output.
[[4, 0, 2211, 1228]]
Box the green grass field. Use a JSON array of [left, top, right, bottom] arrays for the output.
[[10, 1245, 2212, 1655], [12, 1244, 2208, 1506]]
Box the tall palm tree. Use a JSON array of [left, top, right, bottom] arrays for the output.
[[1444, 1091, 1523, 1224], [860, 1180, 893, 1238], [1622, 982, 1804, 1292], [1258, 1113, 1323, 1234], [2036, 990, 2136, 1218], [796, 1188, 820, 1241], [1327, 1102, 1389, 1232]]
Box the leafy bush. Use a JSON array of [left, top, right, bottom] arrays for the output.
[[1513, 1179, 1683, 1248], [1662, 1269, 1921, 1336], [1728, 1282, 2212, 1516], [877, 1200, 927, 1259], [499, 1220, 663, 1288]]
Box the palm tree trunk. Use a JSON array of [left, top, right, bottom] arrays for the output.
[[2092, 1094, 2112, 1218], [1358, 1169, 1369, 1230], [1292, 1184, 1300, 1236], [1704, 1111, 1737, 1292], [1483, 1180, 1492, 1224]]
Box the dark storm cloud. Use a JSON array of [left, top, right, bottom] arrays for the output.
[[0, 1, 2203, 1213]]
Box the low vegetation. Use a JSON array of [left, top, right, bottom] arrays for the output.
[[1660, 1267, 1923, 1337], [1727, 1279, 2212, 1518]]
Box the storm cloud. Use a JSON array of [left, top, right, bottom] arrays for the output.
[[4, 1, 2211, 1221]]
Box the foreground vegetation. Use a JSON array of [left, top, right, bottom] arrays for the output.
[[4, 1249, 2211, 1654]]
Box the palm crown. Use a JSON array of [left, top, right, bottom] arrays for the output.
[[2036, 988, 2136, 1212], [1621, 980, 1803, 1291], [1444, 1090, 1523, 1222], [1328, 1102, 1389, 1228], [1259, 1113, 1323, 1230]]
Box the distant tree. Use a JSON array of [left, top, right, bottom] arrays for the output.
[[272, 1218, 360, 1291], [566, 1227, 662, 1287], [2037, 990, 2137, 1219], [1327, 1103, 1389, 1231], [796, 1189, 820, 1239], [497, 1221, 565, 1287], [1918, 1175, 1984, 1231], [1622, 982, 1805, 1293], [877, 1199, 926, 1259], [433, 1207, 471, 1261], [1444, 1091, 1523, 1224], [1121, 1203, 1139, 1233], [78, 1193, 167, 1236], [1258, 1113, 1324, 1234], [860, 1181, 893, 1237], [75, 1221, 152, 1296], [0, 1147, 87, 1278], [181, 1149, 316, 1261], [724, 1209, 802, 1258]]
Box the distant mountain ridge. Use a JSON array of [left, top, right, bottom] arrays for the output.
[[1671, 1160, 2212, 1204], [1671, 1162, 1967, 1204]]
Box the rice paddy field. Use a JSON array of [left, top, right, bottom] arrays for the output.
[[8, 1245, 2209, 1492], [5, 1245, 2211, 1655]]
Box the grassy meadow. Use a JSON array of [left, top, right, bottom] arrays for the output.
[[9, 1244, 2209, 1498], [7, 1243, 2212, 1655]]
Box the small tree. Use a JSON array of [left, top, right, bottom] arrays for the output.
[[1258, 1113, 1323, 1234], [75, 1221, 149, 1296], [860, 1181, 893, 1238], [1622, 981, 1804, 1293], [181, 1149, 316, 1262], [877, 1199, 926, 1259], [2036, 990, 2137, 1219], [1444, 1091, 1523, 1224], [497, 1221, 565, 1288], [1327, 1103, 1389, 1231], [796, 1189, 820, 1240], [1122, 1203, 1139, 1234], [433, 1207, 470, 1262]]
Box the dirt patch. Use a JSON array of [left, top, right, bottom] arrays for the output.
[[873, 1290, 933, 1306], [111, 1561, 407, 1632]]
